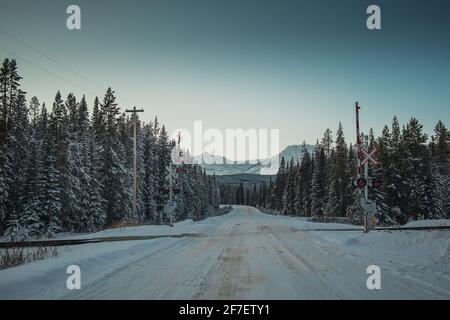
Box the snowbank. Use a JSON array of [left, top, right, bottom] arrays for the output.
[[403, 219, 450, 228]]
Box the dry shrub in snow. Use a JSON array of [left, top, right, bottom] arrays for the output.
[[0, 246, 59, 270]]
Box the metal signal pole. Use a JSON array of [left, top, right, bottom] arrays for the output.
[[354, 102, 380, 233], [125, 106, 144, 221], [169, 132, 182, 227], [355, 102, 362, 178], [169, 162, 174, 227], [355, 102, 368, 232]]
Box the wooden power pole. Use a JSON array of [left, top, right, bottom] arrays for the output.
[[125, 106, 144, 221]]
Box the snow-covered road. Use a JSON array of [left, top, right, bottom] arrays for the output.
[[1, 206, 449, 299]]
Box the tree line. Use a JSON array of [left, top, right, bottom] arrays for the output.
[[221, 119, 450, 225], [0, 58, 221, 240]]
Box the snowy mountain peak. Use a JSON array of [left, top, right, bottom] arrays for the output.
[[195, 144, 315, 175]]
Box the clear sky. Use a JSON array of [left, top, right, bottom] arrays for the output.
[[0, 0, 449, 154]]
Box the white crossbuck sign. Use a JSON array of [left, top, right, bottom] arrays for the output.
[[360, 148, 379, 166], [165, 167, 177, 183]]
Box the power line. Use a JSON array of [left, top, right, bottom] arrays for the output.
[[0, 46, 102, 97], [0, 30, 107, 92], [0, 30, 135, 106]]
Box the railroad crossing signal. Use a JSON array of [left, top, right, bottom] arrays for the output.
[[354, 102, 382, 232], [165, 164, 182, 227]]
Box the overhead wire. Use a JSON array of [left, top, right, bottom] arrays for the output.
[[0, 30, 137, 106]]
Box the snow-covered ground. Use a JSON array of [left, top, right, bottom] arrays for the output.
[[403, 219, 450, 228], [0, 206, 449, 299]]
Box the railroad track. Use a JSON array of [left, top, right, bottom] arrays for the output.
[[0, 226, 448, 249], [0, 233, 201, 249]]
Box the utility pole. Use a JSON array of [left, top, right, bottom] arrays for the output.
[[125, 106, 144, 221]]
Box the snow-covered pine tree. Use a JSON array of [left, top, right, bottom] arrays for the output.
[[372, 125, 393, 224], [116, 112, 134, 223], [48, 91, 71, 231], [0, 59, 23, 235], [211, 173, 221, 209], [20, 98, 42, 237], [29, 96, 40, 126], [92, 96, 103, 137], [64, 93, 85, 232], [0, 155, 7, 235], [270, 156, 287, 210], [86, 130, 107, 230], [282, 158, 296, 215], [142, 122, 158, 221], [293, 169, 303, 215], [431, 121, 450, 218], [326, 122, 349, 217], [37, 102, 62, 237], [322, 128, 333, 157], [156, 125, 172, 211], [386, 116, 407, 223], [298, 143, 313, 216], [5, 89, 30, 237], [310, 143, 327, 217], [402, 118, 433, 221], [98, 88, 131, 224]]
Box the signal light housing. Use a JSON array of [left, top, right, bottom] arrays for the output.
[[372, 178, 382, 189], [357, 178, 367, 189]]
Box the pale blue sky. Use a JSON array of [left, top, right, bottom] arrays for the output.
[[0, 0, 449, 153]]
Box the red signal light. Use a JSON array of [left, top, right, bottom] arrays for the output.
[[372, 178, 382, 189], [357, 178, 367, 189]]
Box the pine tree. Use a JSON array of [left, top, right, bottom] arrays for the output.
[[92, 96, 103, 137], [298, 143, 313, 216], [38, 103, 62, 237], [322, 129, 333, 156], [5, 90, 30, 231], [311, 144, 327, 217], [326, 122, 349, 216], [142, 123, 158, 221], [270, 157, 287, 210], [402, 118, 432, 221], [372, 125, 393, 224], [47, 91, 71, 231], [431, 121, 450, 218], [29, 96, 40, 126], [156, 125, 172, 210], [282, 159, 296, 215], [98, 88, 130, 224], [0, 59, 24, 235]]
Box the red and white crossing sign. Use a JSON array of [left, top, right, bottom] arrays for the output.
[[165, 166, 178, 183], [360, 147, 379, 166]]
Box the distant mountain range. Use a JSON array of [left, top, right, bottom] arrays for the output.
[[192, 144, 314, 176]]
